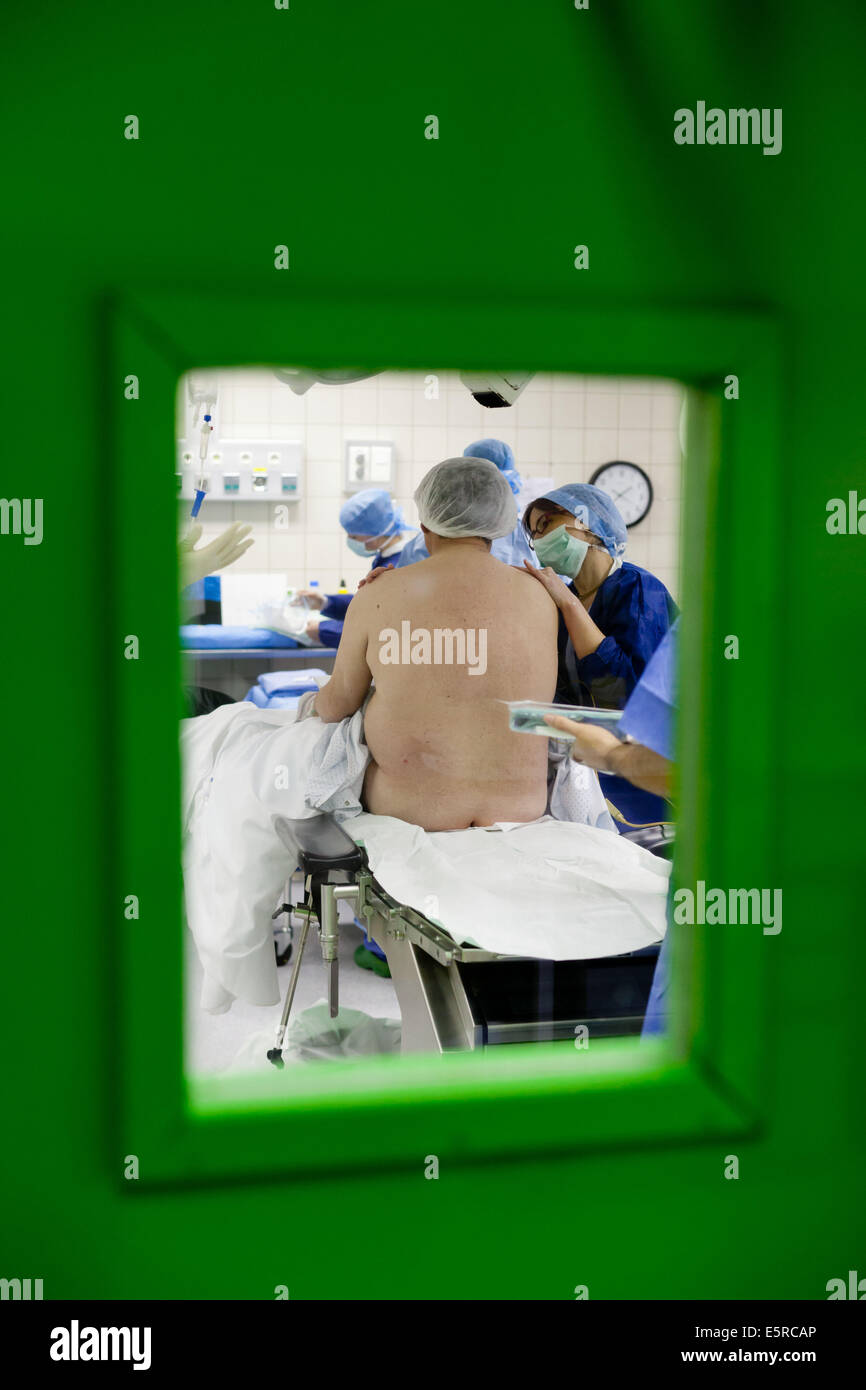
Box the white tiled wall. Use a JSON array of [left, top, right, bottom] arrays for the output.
[[180, 369, 683, 600]]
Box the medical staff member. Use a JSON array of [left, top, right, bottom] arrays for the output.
[[522, 482, 677, 828], [396, 439, 537, 571], [545, 619, 678, 1034], [300, 489, 415, 648]]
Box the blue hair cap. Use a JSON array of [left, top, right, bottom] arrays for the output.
[[339, 488, 405, 538], [463, 439, 521, 495], [530, 482, 628, 558]]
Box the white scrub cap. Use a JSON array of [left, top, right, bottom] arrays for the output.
[[414, 457, 517, 540]]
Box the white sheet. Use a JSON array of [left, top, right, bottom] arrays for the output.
[[181, 702, 668, 1013], [350, 813, 669, 961], [182, 702, 367, 1013]]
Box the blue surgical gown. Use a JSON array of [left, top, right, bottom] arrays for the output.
[[619, 620, 679, 1038], [554, 561, 677, 828], [618, 620, 678, 762]]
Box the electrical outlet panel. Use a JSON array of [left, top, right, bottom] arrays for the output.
[[344, 440, 395, 493], [176, 439, 304, 503]]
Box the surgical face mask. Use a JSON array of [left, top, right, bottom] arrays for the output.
[[532, 524, 589, 578], [346, 537, 375, 557]]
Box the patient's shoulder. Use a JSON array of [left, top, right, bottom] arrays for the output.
[[508, 565, 560, 619], [351, 562, 412, 616]]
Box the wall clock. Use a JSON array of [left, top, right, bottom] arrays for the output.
[[588, 461, 653, 527]]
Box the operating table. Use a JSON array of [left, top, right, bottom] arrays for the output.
[[266, 814, 674, 1065]]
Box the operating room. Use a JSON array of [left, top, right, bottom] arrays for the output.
[[178, 366, 684, 1076]]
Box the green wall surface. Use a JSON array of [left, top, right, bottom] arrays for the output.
[[1, 0, 864, 1300]]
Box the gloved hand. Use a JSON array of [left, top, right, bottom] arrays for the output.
[[179, 522, 254, 588]]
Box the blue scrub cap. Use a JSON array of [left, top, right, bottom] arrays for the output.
[[463, 438, 521, 495], [526, 483, 628, 559], [339, 489, 406, 538]]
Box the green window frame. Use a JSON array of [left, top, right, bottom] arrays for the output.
[[111, 288, 780, 1187]]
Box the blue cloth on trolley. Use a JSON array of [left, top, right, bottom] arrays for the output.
[[181, 625, 301, 650]]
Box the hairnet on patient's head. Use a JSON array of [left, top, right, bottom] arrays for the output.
[[525, 482, 628, 558], [415, 457, 518, 539], [339, 488, 405, 538]]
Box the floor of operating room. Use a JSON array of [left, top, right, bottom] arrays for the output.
[[185, 889, 401, 1074]]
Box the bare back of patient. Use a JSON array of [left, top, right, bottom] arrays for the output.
[[361, 546, 558, 830]]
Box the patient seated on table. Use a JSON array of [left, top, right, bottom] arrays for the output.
[[313, 457, 558, 831]]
